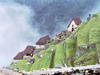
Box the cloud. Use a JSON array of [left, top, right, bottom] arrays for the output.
[[0, 0, 41, 67]]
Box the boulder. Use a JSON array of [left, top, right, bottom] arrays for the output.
[[55, 64, 63, 69]]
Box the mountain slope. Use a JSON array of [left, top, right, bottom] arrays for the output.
[[10, 12, 100, 71]]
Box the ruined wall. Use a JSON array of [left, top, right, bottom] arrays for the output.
[[44, 45, 50, 50]]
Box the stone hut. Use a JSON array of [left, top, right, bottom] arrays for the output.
[[67, 17, 82, 32], [36, 35, 51, 50], [13, 46, 35, 63]]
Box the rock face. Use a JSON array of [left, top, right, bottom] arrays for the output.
[[77, 45, 88, 57], [77, 48, 87, 57], [78, 45, 88, 49]]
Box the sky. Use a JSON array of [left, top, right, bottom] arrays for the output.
[[0, 0, 100, 67]]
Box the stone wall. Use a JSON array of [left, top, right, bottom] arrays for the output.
[[44, 45, 50, 50], [33, 50, 41, 55], [23, 55, 31, 60], [52, 41, 59, 45]]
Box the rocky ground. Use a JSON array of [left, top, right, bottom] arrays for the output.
[[0, 68, 22, 75], [1, 64, 100, 75]]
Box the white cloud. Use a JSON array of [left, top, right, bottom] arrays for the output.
[[0, 0, 41, 67]]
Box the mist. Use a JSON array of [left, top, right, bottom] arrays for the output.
[[0, 0, 41, 67]]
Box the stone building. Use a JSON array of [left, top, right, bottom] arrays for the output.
[[36, 36, 51, 50], [13, 46, 35, 63], [67, 17, 82, 32]]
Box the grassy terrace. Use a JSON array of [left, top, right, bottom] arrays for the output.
[[77, 15, 97, 46], [74, 47, 97, 66], [89, 13, 100, 44], [31, 44, 58, 70], [39, 52, 52, 70], [67, 60, 71, 67], [13, 60, 27, 71], [30, 59, 41, 71], [25, 63, 33, 72], [46, 45, 57, 51], [32, 54, 39, 59], [96, 44, 100, 55], [54, 44, 64, 67], [66, 38, 77, 58], [73, 22, 85, 37]]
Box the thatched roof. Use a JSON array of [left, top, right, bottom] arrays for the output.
[[67, 17, 82, 28], [13, 51, 24, 60], [36, 36, 51, 45], [13, 46, 35, 60]]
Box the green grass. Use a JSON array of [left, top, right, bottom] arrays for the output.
[[72, 22, 85, 37], [54, 44, 64, 67], [13, 60, 27, 71], [30, 59, 42, 71], [32, 54, 39, 59], [25, 63, 33, 72], [46, 45, 57, 51], [39, 50, 46, 55], [67, 60, 72, 67], [82, 58, 97, 66], [74, 47, 97, 65], [10, 62, 15, 68], [96, 44, 100, 55], [39, 52, 52, 70], [77, 15, 98, 46], [89, 13, 100, 44], [66, 38, 77, 58], [63, 42, 67, 63]]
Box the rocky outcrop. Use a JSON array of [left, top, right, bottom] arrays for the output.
[[77, 45, 88, 57]]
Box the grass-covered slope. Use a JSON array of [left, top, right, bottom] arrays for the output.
[[54, 44, 64, 67], [12, 60, 27, 71], [25, 63, 33, 72], [73, 22, 86, 37], [66, 38, 77, 58], [77, 15, 98, 46], [96, 44, 100, 56], [39, 52, 52, 69], [89, 13, 100, 44], [30, 59, 42, 70], [74, 47, 97, 66], [10, 12, 100, 71]]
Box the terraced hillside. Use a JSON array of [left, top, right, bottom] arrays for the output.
[[10, 12, 100, 72]]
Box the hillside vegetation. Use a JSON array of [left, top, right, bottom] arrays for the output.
[[10, 12, 100, 71]]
